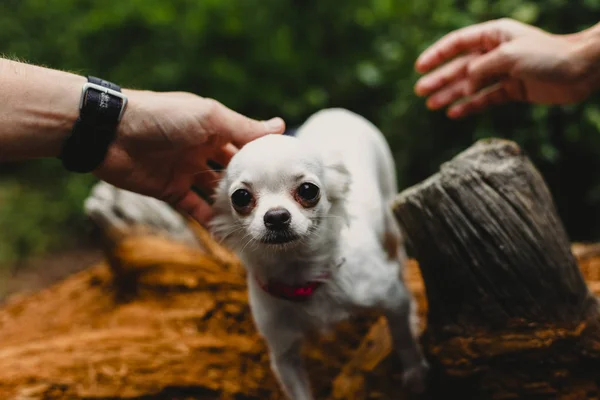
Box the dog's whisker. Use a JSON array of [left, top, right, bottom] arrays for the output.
[[193, 168, 224, 175], [213, 223, 246, 243], [230, 229, 249, 247], [215, 225, 243, 238], [239, 232, 257, 254]]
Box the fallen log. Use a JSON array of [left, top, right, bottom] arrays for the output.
[[392, 138, 600, 399], [0, 146, 599, 399]]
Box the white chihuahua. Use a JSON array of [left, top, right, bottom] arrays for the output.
[[210, 108, 428, 399]]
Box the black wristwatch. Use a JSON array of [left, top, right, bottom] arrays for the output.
[[59, 76, 128, 173]]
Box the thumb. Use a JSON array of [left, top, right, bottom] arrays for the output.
[[207, 99, 286, 147], [467, 46, 515, 95]]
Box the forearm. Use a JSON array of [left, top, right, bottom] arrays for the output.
[[0, 58, 85, 161]]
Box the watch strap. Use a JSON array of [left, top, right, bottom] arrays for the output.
[[59, 76, 126, 173]]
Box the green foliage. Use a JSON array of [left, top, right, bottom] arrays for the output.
[[0, 0, 599, 263], [0, 160, 95, 263]]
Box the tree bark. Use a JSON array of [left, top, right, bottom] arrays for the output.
[[392, 138, 600, 399]]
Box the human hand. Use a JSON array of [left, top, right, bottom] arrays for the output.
[[414, 18, 598, 118], [94, 90, 285, 225]]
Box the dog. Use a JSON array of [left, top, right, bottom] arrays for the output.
[[210, 108, 429, 399]]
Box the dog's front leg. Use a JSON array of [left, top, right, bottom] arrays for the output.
[[381, 282, 429, 394], [247, 281, 314, 400], [268, 336, 313, 400]]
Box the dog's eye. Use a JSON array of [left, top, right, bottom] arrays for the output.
[[231, 189, 254, 213], [295, 182, 320, 207]]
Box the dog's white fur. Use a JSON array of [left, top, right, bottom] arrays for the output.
[[211, 108, 428, 399]]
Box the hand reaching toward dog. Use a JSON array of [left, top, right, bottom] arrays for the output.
[[95, 90, 285, 224], [0, 57, 285, 226], [414, 18, 600, 118]]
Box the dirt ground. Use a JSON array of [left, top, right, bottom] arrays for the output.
[[0, 243, 103, 303]]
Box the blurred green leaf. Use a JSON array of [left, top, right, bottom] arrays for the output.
[[511, 3, 540, 24]]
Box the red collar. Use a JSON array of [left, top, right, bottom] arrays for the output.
[[255, 276, 326, 302], [254, 258, 345, 302]]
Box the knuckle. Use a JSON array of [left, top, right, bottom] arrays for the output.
[[496, 17, 515, 26], [203, 98, 222, 115], [172, 91, 193, 97], [201, 98, 226, 133], [171, 91, 200, 103], [495, 44, 510, 58], [466, 58, 478, 75], [466, 59, 485, 80]]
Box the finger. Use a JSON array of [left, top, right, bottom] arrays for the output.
[[194, 169, 221, 198], [466, 46, 515, 95], [415, 20, 506, 73], [425, 79, 471, 110], [212, 143, 238, 166], [206, 99, 286, 148], [207, 143, 238, 173], [447, 83, 511, 118], [415, 53, 479, 97], [172, 190, 214, 226]]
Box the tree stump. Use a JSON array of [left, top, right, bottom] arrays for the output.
[[392, 138, 600, 399]]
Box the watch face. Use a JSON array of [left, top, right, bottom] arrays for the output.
[[62, 78, 127, 173]]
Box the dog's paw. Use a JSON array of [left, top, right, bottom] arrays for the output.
[[402, 358, 430, 394]]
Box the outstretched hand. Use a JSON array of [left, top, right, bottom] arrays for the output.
[[414, 18, 598, 118]]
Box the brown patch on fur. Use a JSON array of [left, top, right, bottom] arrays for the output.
[[383, 231, 400, 261]]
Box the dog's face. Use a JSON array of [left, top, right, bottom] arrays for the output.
[[210, 134, 350, 253]]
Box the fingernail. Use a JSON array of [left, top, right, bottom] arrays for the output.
[[414, 79, 429, 96], [447, 107, 462, 119], [426, 98, 438, 110], [414, 82, 423, 96], [263, 117, 285, 133], [414, 56, 429, 73]]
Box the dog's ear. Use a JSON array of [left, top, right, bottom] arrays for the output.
[[324, 160, 351, 201], [324, 159, 351, 226]]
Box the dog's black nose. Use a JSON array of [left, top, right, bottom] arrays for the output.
[[264, 208, 291, 230]]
